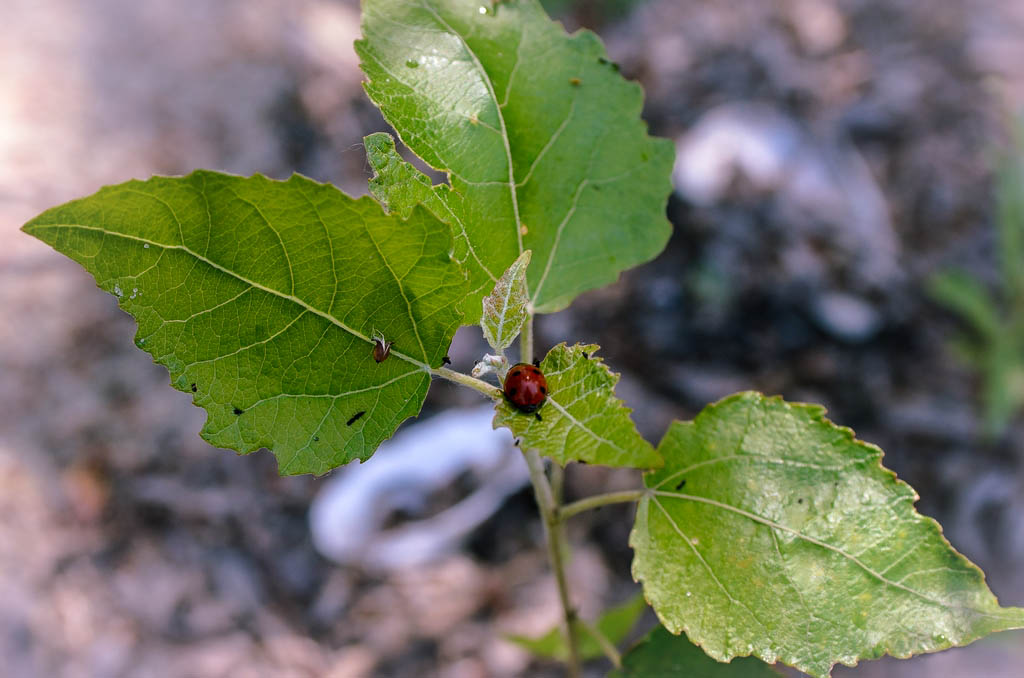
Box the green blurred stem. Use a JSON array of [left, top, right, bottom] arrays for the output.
[[524, 448, 581, 678], [550, 463, 565, 504], [558, 490, 647, 521]]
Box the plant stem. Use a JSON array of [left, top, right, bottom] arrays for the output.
[[524, 448, 582, 678], [432, 366, 503, 399], [517, 312, 582, 678], [550, 462, 565, 504], [558, 489, 648, 521], [520, 312, 534, 364], [435, 319, 640, 674]]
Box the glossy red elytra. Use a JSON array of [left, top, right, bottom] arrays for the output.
[[503, 362, 548, 413]]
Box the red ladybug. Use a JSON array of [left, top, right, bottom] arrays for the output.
[[503, 363, 548, 413]]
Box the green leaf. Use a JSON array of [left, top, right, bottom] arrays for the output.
[[494, 343, 660, 468], [482, 249, 532, 352], [610, 625, 782, 678], [996, 120, 1024, 297], [357, 0, 674, 315], [981, 333, 1021, 437], [631, 392, 1024, 678], [507, 592, 648, 662], [927, 269, 1001, 339], [505, 626, 567, 661], [23, 171, 467, 475]]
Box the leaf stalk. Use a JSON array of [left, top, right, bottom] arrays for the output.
[[520, 312, 534, 365], [558, 489, 648, 521], [432, 366, 503, 399]]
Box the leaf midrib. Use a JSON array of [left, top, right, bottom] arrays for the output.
[[417, 0, 524, 257], [647, 489, 1015, 618], [488, 252, 527, 348], [27, 222, 433, 372]]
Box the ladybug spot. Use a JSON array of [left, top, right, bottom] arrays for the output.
[[508, 387, 517, 396], [347, 411, 366, 426], [233, 407, 244, 415], [539, 386, 546, 394]]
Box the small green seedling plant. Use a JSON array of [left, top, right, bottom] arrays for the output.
[[22, 1, 1024, 676], [930, 119, 1024, 437]]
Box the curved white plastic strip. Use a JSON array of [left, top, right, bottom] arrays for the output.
[[309, 405, 528, 570]]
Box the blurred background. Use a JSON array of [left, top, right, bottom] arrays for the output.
[[2, 0, 1024, 676]]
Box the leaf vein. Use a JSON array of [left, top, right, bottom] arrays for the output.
[[38, 223, 432, 371], [652, 490, 967, 611], [417, 0, 523, 255]]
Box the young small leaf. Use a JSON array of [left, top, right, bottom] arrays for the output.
[[357, 0, 674, 315], [23, 172, 468, 475], [507, 592, 648, 663], [482, 250, 532, 352], [610, 625, 782, 677], [494, 344, 661, 468], [631, 392, 1024, 678]]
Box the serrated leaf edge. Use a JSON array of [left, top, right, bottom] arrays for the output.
[[357, 0, 673, 315], [631, 391, 1024, 677], [494, 342, 662, 468], [23, 171, 442, 372], [20, 170, 468, 475]]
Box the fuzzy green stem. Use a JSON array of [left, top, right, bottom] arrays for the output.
[[432, 366, 503, 399], [558, 490, 648, 522], [550, 463, 565, 504], [520, 312, 534, 364]]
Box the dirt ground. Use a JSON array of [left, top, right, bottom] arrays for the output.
[[2, 0, 1024, 676]]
